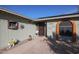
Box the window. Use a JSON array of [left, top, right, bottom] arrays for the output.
[[59, 21, 72, 36], [8, 21, 18, 30]]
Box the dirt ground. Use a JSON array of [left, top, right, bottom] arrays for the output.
[[2, 36, 54, 54], [1, 36, 79, 54]]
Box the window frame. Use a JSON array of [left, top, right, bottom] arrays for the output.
[[8, 20, 19, 30]]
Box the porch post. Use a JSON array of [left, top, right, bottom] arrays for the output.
[[71, 21, 76, 42], [56, 22, 60, 40]]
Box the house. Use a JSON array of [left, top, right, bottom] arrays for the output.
[[0, 9, 79, 49]]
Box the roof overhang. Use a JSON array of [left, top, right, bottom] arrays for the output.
[[34, 13, 79, 22], [0, 9, 33, 22]]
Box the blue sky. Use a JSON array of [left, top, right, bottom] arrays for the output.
[[0, 5, 78, 19]]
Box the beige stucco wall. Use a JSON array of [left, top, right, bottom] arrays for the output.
[[75, 21, 79, 40], [47, 22, 57, 38], [0, 13, 36, 48]]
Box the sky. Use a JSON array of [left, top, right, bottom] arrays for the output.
[[0, 5, 78, 19]]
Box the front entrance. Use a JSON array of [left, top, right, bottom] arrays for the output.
[[36, 22, 47, 36], [56, 21, 76, 42]]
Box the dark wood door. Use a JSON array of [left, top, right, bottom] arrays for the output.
[[37, 22, 47, 36], [39, 26, 44, 36]]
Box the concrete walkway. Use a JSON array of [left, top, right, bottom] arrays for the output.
[[2, 36, 54, 54]]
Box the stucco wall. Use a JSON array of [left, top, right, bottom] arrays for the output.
[[0, 13, 36, 48], [75, 21, 79, 39], [47, 22, 57, 38]]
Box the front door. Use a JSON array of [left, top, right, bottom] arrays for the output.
[[38, 22, 47, 36], [39, 26, 44, 36]]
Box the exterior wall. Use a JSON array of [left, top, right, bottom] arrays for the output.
[[47, 22, 57, 38], [0, 14, 36, 48], [75, 20, 79, 40]]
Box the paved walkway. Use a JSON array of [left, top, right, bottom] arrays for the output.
[[2, 36, 54, 54]]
